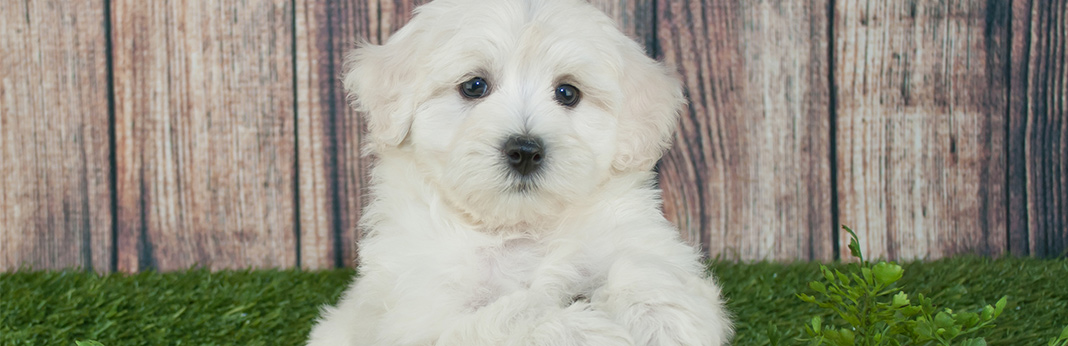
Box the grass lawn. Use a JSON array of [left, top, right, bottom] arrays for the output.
[[2, 257, 1065, 345]]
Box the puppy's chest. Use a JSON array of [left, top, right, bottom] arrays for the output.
[[478, 238, 542, 286], [463, 237, 594, 309]]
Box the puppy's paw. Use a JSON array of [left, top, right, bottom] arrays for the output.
[[520, 302, 633, 346]]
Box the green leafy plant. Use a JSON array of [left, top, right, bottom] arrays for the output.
[[797, 226, 1007, 346], [1049, 325, 1068, 346]]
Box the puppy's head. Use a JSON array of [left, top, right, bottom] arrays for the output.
[[345, 0, 684, 226]]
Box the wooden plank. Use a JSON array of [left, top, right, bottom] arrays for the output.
[[112, 0, 297, 271], [295, 0, 429, 269], [295, 0, 371, 270], [0, 0, 113, 272], [1007, 0, 1031, 257], [657, 0, 834, 261], [1008, 0, 1067, 257], [835, 0, 1009, 260]]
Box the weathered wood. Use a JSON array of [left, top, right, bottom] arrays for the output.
[[295, 0, 371, 269], [588, 0, 657, 55], [295, 0, 430, 269], [657, 0, 834, 261], [835, 0, 1009, 260], [1007, 0, 1031, 257], [112, 0, 297, 271], [0, 0, 113, 272], [5, 0, 1062, 271], [1008, 0, 1067, 257]]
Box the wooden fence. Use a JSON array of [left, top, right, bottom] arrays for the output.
[[1, 0, 1064, 272]]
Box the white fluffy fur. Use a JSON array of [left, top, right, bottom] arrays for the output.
[[306, 0, 732, 345]]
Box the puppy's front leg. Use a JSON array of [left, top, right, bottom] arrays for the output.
[[593, 257, 732, 346], [437, 290, 633, 346]]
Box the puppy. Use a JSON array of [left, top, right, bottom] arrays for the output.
[[307, 0, 732, 345]]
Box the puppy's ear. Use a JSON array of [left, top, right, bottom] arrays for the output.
[[612, 46, 686, 172], [342, 37, 421, 147]]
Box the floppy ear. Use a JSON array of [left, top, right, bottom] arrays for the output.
[[612, 45, 687, 172], [342, 32, 423, 148]]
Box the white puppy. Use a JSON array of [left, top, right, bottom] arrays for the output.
[[307, 0, 732, 345]]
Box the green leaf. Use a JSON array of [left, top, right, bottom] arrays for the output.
[[961, 338, 988, 346], [821, 266, 836, 282], [841, 313, 861, 326], [934, 311, 955, 329], [843, 225, 864, 262], [838, 328, 856, 344], [861, 267, 874, 286], [1050, 325, 1068, 346], [892, 291, 910, 308], [765, 324, 782, 346], [872, 262, 904, 286], [957, 311, 979, 328], [823, 329, 842, 344], [900, 305, 922, 316], [851, 272, 867, 289], [980, 305, 994, 320], [810, 281, 827, 294], [835, 271, 851, 286], [994, 296, 1007, 316], [944, 325, 962, 340], [914, 320, 935, 338]]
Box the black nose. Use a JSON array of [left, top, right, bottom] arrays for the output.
[[503, 136, 544, 176]]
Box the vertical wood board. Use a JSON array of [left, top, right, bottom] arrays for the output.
[[834, 0, 1009, 260], [295, 0, 376, 269], [0, 0, 113, 272], [295, 0, 431, 269], [657, 0, 834, 261], [1008, 0, 1067, 257], [112, 0, 297, 271]]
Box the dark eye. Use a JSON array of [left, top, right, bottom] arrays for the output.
[[460, 77, 489, 99], [554, 84, 580, 107]]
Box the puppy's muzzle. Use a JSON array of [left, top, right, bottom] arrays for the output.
[[502, 135, 544, 176]]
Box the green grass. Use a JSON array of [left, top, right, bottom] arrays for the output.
[[2, 257, 1065, 345]]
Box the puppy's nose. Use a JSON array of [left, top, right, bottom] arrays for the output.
[[503, 136, 544, 176]]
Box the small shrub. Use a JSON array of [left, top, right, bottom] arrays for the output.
[[797, 226, 1007, 346]]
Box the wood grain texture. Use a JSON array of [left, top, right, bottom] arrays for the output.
[[295, 0, 429, 269], [112, 0, 297, 271], [0, 0, 113, 272], [835, 0, 1009, 260], [588, 0, 657, 54], [1008, 0, 1067, 257], [657, 0, 834, 261], [5, 0, 1063, 271], [295, 0, 371, 270], [1007, 0, 1031, 257]]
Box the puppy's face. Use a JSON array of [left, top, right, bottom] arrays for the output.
[[346, 0, 684, 226]]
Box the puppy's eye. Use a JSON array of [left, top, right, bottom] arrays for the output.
[[460, 77, 489, 99], [554, 84, 580, 107]]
